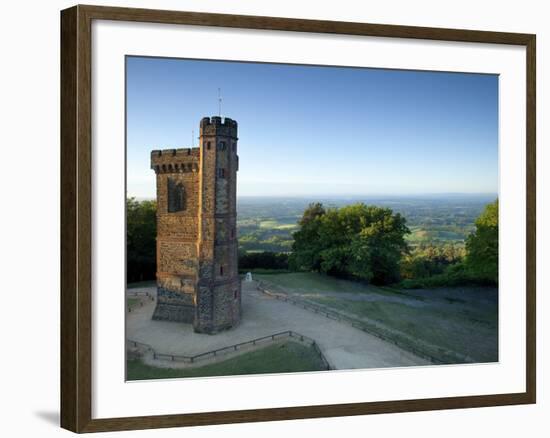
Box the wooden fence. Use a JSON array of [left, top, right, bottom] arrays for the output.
[[256, 280, 473, 365], [127, 330, 331, 370]]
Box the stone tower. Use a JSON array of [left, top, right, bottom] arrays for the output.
[[150, 116, 241, 334]]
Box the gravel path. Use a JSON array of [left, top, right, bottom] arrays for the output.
[[126, 280, 429, 370]]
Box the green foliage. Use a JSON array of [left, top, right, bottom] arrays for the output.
[[401, 243, 466, 279], [290, 203, 410, 285], [126, 197, 157, 283], [400, 200, 499, 288], [465, 199, 499, 284], [238, 251, 289, 271], [400, 263, 471, 289]]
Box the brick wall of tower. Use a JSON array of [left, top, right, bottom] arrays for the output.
[[150, 117, 241, 333], [195, 116, 241, 333], [150, 148, 201, 323]]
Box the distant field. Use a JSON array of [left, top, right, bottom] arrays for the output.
[[237, 196, 493, 252], [127, 341, 326, 380], [255, 272, 498, 364], [258, 220, 298, 230], [237, 217, 296, 252], [406, 225, 473, 243]]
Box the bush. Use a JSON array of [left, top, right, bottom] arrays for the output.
[[127, 198, 157, 283], [400, 243, 465, 279], [238, 251, 289, 271], [400, 262, 495, 289]]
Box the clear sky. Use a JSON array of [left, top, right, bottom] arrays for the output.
[[126, 56, 498, 198]]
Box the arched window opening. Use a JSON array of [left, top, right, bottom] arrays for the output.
[[167, 178, 186, 212]]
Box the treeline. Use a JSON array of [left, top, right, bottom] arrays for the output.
[[287, 200, 498, 287], [127, 198, 157, 283], [399, 200, 498, 288], [127, 196, 498, 288], [238, 251, 289, 271]]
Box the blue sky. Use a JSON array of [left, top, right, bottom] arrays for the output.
[[126, 56, 498, 198]]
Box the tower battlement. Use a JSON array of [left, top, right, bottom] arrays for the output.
[[200, 116, 238, 138], [151, 148, 200, 174], [151, 147, 201, 158], [150, 116, 241, 334]]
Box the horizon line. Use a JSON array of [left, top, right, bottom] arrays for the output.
[[128, 192, 498, 200]]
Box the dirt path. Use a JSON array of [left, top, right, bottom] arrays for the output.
[[126, 280, 429, 370]]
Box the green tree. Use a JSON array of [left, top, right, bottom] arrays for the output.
[[290, 203, 410, 284], [289, 203, 326, 272], [126, 197, 157, 283], [465, 199, 499, 284], [401, 243, 466, 280]]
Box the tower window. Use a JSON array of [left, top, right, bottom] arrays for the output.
[[219, 141, 226, 151], [220, 266, 224, 276], [167, 178, 186, 212], [234, 290, 238, 299], [230, 228, 235, 239], [217, 168, 226, 178], [232, 143, 236, 152], [206, 142, 211, 150]]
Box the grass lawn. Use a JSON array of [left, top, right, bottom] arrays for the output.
[[255, 272, 498, 364], [255, 272, 375, 294], [127, 341, 326, 380], [127, 280, 156, 289], [127, 297, 140, 308]]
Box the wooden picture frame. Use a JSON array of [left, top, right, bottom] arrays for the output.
[[60, 4, 536, 433]]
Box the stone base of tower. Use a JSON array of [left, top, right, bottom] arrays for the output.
[[151, 287, 195, 323], [193, 281, 242, 334], [152, 302, 195, 323]]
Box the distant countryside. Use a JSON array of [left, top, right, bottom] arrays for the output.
[[127, 194, 498, 370]]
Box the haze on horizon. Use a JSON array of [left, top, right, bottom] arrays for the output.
[[126, 57, 498, 199]]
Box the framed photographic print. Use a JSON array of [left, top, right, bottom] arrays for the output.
[[60, 4, 536, 433]]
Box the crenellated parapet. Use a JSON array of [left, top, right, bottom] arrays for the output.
[[151, 148, 200, 174], [200, 116, 238, 138]]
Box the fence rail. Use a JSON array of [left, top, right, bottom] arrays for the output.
[[126, 291, 155, 313], [127, 290, 155, 298], [127, 330, 331, 370], [256, 280, 472, 365]]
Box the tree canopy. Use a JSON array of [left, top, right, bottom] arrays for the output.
[[126, 197, 157, 283], [465, 199, 499, 284], [290, 203, 410, 284]]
